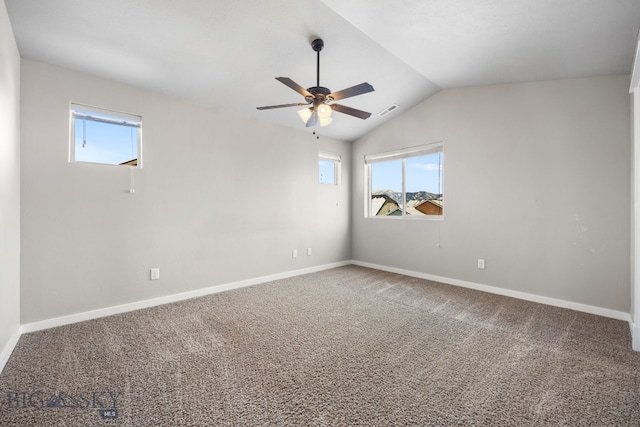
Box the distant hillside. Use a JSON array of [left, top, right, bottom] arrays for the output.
[[372, 190, 440, 205]]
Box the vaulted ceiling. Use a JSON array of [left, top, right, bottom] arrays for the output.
[[6, 0, 640, 141]]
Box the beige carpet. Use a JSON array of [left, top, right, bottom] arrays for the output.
[[1, 265, 639, 426]]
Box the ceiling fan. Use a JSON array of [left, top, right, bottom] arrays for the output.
[[256, 38, 374, 128]]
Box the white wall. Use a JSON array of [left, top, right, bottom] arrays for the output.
[[631, 72, 640, 347], [0, 1, 21, 368], [352, 75, 631, 313], [20, 59, 351, 324]]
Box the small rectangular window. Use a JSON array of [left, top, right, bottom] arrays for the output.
[[70, 103, 142, 166], [365, 143, 443, 218], [319, 152, 340, 185]]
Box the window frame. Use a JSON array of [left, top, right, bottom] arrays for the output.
[[318, 152, 341, 186], [365, 142, 443, 220], [69, 102, 143, 167]]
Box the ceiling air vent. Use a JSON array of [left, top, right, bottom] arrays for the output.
[[377, 104, 399, 117]]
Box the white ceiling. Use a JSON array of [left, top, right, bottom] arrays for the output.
[[6, 0, 640, 141]]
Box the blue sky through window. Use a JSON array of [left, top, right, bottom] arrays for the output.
[[73, 108, 140, 166], [319, 159, 336, 184], [371, 152, 442, 194]]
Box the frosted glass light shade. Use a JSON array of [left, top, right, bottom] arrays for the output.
[[298, 104, 332, 126], [317, 104, 332, 118], [319, 116, 333, 126], [298, 107, 312, 123]]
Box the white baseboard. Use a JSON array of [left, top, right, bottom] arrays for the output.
[[21, 261, 351, 334], [632, 323, 640, 351], [9, 259, 636, 366], [351, 260, 632, 322], [0, 327, 22, 374]]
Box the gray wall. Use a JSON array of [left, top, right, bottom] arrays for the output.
[[20, 59, 351, 324], [0, 2, 21, 361], [352, 75, 631, 312], [13, 57, 635, 324], [632, 90, 637, 329]]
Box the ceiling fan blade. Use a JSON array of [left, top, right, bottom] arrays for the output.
[[306, 109, 318, 127], [332, 104, 372, 120], [256, 102, 309, 110], [329, 82, 374, 101], [276, 77, 313, 98]]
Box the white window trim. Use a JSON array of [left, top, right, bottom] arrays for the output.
[[364, 142, 443, 164], [69, 102, 143, 167], [365, 142, 443, 220]]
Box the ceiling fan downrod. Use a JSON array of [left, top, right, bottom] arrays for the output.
[[311, 38, 324, 88]]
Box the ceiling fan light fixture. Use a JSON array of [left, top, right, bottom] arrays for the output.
[[317, 104, 332, 119], [319, 116, 333, 127], [297, 107, 313, 123], [317, 104, 332, 126], [298, 104, 332, 126]]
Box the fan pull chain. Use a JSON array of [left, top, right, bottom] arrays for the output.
[[129, 167, 135, 194]]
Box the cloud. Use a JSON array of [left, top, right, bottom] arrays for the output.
[[409, 163, 441, 171]]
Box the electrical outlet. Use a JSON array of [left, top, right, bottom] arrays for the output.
[[150, 268, 160, 280], [307, 247, 312, 256], [477, 259, 485, 269], [292, 250, 298, 258]]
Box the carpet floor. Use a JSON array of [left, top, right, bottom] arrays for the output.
[[1, 265, 639, 426]]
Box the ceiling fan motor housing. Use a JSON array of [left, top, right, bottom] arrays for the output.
[[306, 86, 333, 105], [256, 36, 374, 121]]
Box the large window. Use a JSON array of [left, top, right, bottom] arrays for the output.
[[366, 143, 443, 218], [319, 152, 341, 185], [70, 103, 142, 166]]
